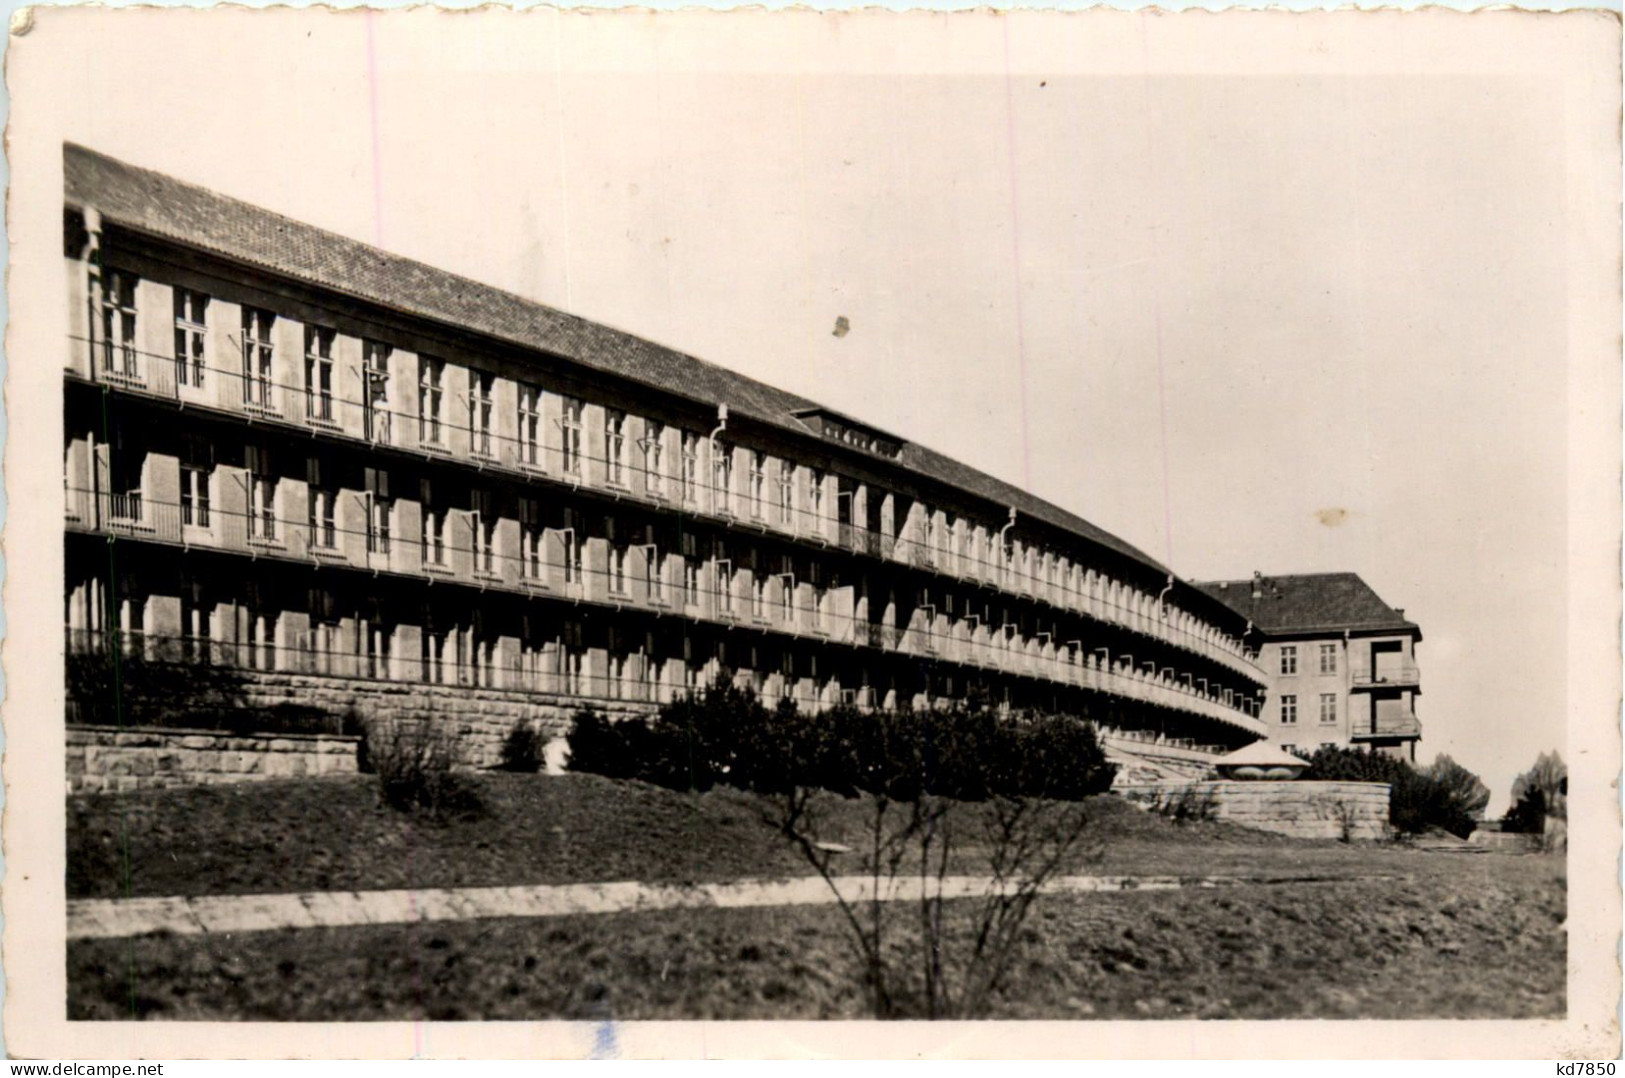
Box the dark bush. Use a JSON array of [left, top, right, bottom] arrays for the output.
[[563, 678, 1116, 803], [1301, 744, 1482, 838], [498, 721, 546, 773], [364, 719, 481, 821]]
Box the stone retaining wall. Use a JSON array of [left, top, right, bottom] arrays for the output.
[[67, 724, 361, 794], [232, 672, 658, 768], [67, 673, 664, 792], [1115, 780, 1391, 841]]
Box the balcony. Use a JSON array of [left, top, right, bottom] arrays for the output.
[[1351, 708, 1422, 740], [1350, 665, 1420, 688]]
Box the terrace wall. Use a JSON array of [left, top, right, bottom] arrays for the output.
[[1115, 780, 1390, 841]]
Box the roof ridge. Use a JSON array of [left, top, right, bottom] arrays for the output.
[[65, 142, 1184, 585]]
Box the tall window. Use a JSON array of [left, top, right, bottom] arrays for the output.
[[713, 442, 732, 513], [308, 587, 339, 675], [643, 528, 663, 601], [241, 307, 275, 409], [777, 460, 795, 525], [417, 357, 444, 445], [604, 409, 627, 485], [1319, 693, 1338, 724], [421, 607, 445, 684], [1280, 694, 1298, 725], [519, 498, 544, 580], [471, 490, 497, 574], [173, 289, 208, 388], [607, 517, 628, 595], [98, 270, 140, 379], [1318, 643, 1338, 675], [359, 604, 391, 680], [364, 467, 391, 554], [1279, 645, 1298, 676], [362, 341, 391, 444], [562, 508, 582, 586], [517, 383, 542, 466], [643, 420, 665, 495], [681, 532, 700, 605], [304, 326, 335, 421], [420, 479, 446, 567], [243, 594, 277, 671], [714, 539, 733, 613], [179, 436, 212, 528], [246, 444, 277, 540], [306, 456, 337, 550], [180, 577, 212, 664], [468, 370, 495, 457], [808, 468, 825, 525], [561, 621, 586, 695], [560, 396, 584, 477], [749, 452, 767, 519], [680, 431, 700, 504]]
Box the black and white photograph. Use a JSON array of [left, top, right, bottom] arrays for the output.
[[3, 5, 1618, 1059]]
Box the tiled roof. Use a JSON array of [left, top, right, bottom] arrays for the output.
[[66, 143, 1172, 581], [1192, 573, 1420, 637]]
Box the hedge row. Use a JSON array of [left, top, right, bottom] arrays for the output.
[[566, 679, 1118, 801]]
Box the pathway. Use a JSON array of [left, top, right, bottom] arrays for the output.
[[68, 872, 1401, 941]]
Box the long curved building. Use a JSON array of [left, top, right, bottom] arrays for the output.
[[62, 143, 1274, 770]]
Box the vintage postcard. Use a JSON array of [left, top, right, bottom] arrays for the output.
[[3, 5, 1619, 1060]]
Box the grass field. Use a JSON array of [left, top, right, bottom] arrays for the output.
[[67, 772, 1566, 1021]]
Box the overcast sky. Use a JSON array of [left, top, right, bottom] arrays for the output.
[[27, 8, 1599, 811]]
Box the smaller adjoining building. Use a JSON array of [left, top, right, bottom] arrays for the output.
[[1193, 572, 1422, 762]]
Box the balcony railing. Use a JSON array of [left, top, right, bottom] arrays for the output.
[[1350, 665, 1420, 687], [68, 334, 1267, 685]]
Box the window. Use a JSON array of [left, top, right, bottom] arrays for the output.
[[519, 498, 544, 580], [561, 508, 582, 586], [606, 517, 628, 596], [643, 528, 664, 601], [681, 532, 700, 605], [1319, 693, 1338, 724], [777, 460, 795, 524], [808, 468, 825, 524], [306, 456, 337, 550], [752, 566, 768, 618], [420, 479, 447, 567], [99, 270, 139, 378], [468, 371, 495, 457], [181, 577, 212, 664], [560, 396, 584, 476], [359, 605, 391, 680], [246, 445, 277, 540], [420, 607, 446, 684], [179, 436, 212, 528], [418, 357, 444, 445], [471, 490, 497, 575], [244, 599, 277, 672], [241, 307, 275, 409], [308, 587, 339, 675], [364, 467, 391, 555], [605, 409, 627, 485], [362, 342, 392, 444], [174, 289, 208, 388], [680, 431, 700, 504], [1280, 694, 1298, 725], [1319, 643, 1338, 675], [749, 452, 767, 519], [517, 383, 542, 466], [1279, 645, 1298, 676], [714, 538, 733, 612], [643, 420, 665, 494], [713, 442, 732, 513], [297, 326, 333, 422], [561, 620, 585, 695]]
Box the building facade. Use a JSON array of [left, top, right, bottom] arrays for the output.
[[62, 143, 1277, 765], [1194, 573, 1423, 761]]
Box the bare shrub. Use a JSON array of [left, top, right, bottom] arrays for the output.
[[365, 718, 481, 821], [764, 781, 1097, 1019], [498, 720, 546, 773]]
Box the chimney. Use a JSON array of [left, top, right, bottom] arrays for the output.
[[1251, 571, 1263, 601], [1394, 608, 1405, 620]]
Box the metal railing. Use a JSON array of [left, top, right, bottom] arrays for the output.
[[67, 332, 1266, 682]]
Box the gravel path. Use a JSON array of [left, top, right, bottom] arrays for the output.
[[68, 872, 1401, 940]]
